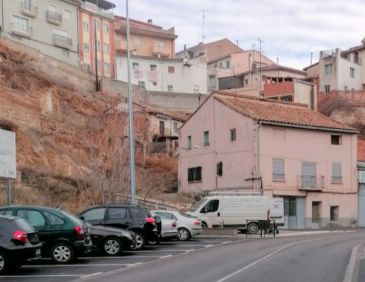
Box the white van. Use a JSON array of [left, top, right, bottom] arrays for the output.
[[188, 195, 284, 233]]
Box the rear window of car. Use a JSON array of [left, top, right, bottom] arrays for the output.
[[179, 212, 196, 218], [60, 210, 83, 226], [44, 211, 65, 226], [14, 218, 34, 232], [129, 207, 149, 219]]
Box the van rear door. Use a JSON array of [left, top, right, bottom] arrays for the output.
[[270, 198, 284, 224]]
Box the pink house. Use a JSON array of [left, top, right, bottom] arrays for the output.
[[178, 92, 358, 228]]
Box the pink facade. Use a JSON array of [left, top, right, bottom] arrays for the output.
[[179, 93, 358, 228]]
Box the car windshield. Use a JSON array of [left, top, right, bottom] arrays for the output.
[[190, 199, 207, 212]]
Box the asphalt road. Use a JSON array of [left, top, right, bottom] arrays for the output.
[[2, 231, 365, 282]]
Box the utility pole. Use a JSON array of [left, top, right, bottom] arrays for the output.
[[258, 38, 263, 96], [202, 9, 206, 42], [94, 0, 99, 91], [126, 0, 136, 205]]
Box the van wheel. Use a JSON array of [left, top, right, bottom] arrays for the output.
[[202, 222, 208, 229], [51, 243, 75, 264], [178, 227, 191, 241], [247, 222, 259, 234], [0, 251, 9, 274], [130, 232, 145, 250], [103, 237, 123, 256]]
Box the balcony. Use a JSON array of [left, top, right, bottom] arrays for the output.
[[298, 175, 324, 191], [11, 22, 32, 38], [53, 34, 72, 49], [152, 46, 170, 58], [115, 40, 127, 53], [21, 2, 38, 18], [46, 10, 62, 25]]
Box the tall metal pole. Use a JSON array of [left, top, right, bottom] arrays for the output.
[[94, 0, 99, 91], [258, 38, 263, 96], [7, 178, 12, 205], [126, 0, 136, 205]]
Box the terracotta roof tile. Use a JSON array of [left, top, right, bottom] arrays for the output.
[[214, 93, 357, 133]]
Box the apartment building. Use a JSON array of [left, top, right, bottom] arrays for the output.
[[179, 92, 358, 229], [79, 0, 115, 78], [114, 16, 177, 59], [0, 0, 80, 66]]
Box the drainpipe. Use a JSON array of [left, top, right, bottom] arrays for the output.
[[1, 0, 4, 35], [257, 121, 262, 194]]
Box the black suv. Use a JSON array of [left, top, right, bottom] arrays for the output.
[[80, 205, 160, 250], [0, 215, 42, 274], [0, 206, 92, 264]]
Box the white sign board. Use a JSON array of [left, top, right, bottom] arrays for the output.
[[0, 129, 16, 178]]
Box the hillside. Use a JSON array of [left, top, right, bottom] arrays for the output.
[[0, 39, 191, 212]]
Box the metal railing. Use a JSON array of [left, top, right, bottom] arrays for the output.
[[53, 34, 72, 49], [21, 2, 38, 17], [299, 175, 325, 190], [11, 22, 33, 36]]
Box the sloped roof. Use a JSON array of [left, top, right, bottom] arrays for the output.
[[213, 93, 356, 133]]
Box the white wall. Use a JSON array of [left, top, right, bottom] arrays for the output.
[[116, 55, 207, 94]]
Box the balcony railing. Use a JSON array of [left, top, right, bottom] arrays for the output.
[[11, 22, 32, 38], [298, 175, 325, 191], [53, 34, 72, 49], [46, 10, 62, 25], [21, 2, 38, 18]]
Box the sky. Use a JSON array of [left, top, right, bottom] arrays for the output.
[[109, 0, 365, 69]]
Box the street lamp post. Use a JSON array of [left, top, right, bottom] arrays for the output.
[[126, 0, 136, 205]]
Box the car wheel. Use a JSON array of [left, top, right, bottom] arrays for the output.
[[147, 236, 160, 245], [130, 232, 145, 250], [51, 243, 75, 264], [247, 222, 259, 234], [103, 237, 123, 256], [178, 227, 191, 241], [0, 251, 9, 274]]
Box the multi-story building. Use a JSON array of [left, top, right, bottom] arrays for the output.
[[79, 0, 115, 78], [115, 55, 207, 94], [114, 16, 177, 59], [0, 0, 80, 66], [207, 50, 274, 91], [179, 92, 358, 229]]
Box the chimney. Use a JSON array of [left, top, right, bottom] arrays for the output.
[[147, 19, 153, 24]]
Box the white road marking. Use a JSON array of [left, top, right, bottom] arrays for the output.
[[82, 255, 160, 259], [0, 274, 80, 278], [159, 255, 173, 259], [23, 263, 131, 268], [216, 243, 296, 282], [135, 249, 186, 252], [80, 272, 103, 279], [343, 244, 361, 282], [184, 249, 195, 253], [204, 244, 213, 248]]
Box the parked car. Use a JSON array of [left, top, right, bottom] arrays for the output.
[[0, 206, 92, 264], [79, 205, 160, 250], [88, 224, 136, 256], [150, 211, 178, 241], [152, 210, 202, 241], [0, 215, 42, 274]]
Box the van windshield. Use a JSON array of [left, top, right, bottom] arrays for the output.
[[190, 199, 207, 212]]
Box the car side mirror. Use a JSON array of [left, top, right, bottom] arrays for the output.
[[79, 216, 85, 221], [201, 207, 207, 214]]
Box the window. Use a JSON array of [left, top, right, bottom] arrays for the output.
[[332, 162, 342, 183], [155, 40, 165, 48], [230, 128, 236, 141], [173, 122, 178, 133], [135, 36, 142, 46], [168, 66, 175, 73], [217, 161, 223, 176], [226, 60, 230, 68], [82, 208, 105, 221], [187, 136, 192, 150], [152, 82, 157, 86], [324, 85, 330, 94], [208, 75, 216, 89], [150, 64, 157, 71], [103, 43, 110, 53], [83, 43, 89, 53], [132, 62, 139, 70], [94, 20, 100, 31], [301, 162, 316, 188], [108, 208, 127, 219], [159, 121, 165, 136], [83, 22, 89, 32], [17, 210, 45, 227], [325, 64, 333, 75], [330, 206, 339, 221], [350, 67, 355, 78], [273, 159, 285, 181], [96, 40, 101, 50], [48, 4, 56, 12], [63, 10, 71, 21], [103, 23, 109, 33], [359, 171, 365, 183], [331, 135, 341, 145], [203, 131, 209, 146], [138, 81, 145, 88], [201, 200, 219, 213], [188, 167, 202, 182], [104, 62, 110, 74], [168, 85, 173, 92], [43, 211, 65, 225]]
